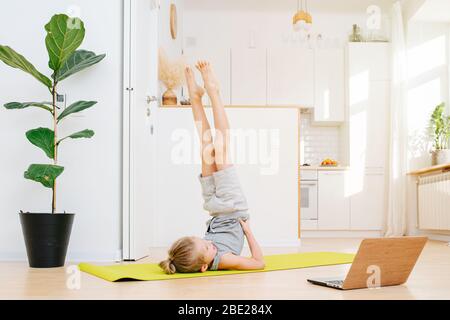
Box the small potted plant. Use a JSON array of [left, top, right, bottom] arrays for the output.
[[429, 102, 450, 165], [0, 14, 105, 268]]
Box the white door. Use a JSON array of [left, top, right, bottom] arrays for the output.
[[267, 48, 314, 107], [123, 0, 158, 260], [317, 171, 350, 230]]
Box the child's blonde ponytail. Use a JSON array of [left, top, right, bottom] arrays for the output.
[[158, 258, 177, 274]]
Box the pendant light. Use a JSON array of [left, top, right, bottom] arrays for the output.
[[293, 0, 312, 32]]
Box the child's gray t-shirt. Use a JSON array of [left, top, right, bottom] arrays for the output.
[[204, 211, 250, 270], [199, 166, 250, 271]]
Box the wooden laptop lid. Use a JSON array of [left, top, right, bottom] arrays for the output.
[[342, 237, 427, 290]]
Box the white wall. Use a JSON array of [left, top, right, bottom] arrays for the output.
[[159, 0, 184, 57], [0, 0, 123, 261], [405, 20, 450, 240]]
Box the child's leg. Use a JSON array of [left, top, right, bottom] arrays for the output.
[[185, 66, 217, 177], [196, 61, 232, 171]]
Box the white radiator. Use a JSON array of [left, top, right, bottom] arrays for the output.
[[418, 172, 450, 231]]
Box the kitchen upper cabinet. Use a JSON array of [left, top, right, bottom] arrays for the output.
[[318, 171, 350, 230], [183, 47, 231, 105], [231, 48, 267, 105], [350, 171, 385, 230], [347, 43, 390, 82], [267, 48, 314, 107], [314, 48, 345, 123]]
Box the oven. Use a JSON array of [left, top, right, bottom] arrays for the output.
[[300, 170, 318, 220]]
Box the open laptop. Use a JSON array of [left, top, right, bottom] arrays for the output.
[[307, 236, 428, 290]]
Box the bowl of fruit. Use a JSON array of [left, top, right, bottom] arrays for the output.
[[321, 158, 339, 167]]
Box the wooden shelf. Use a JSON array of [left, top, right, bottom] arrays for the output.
[[408, 163, 450, 176]]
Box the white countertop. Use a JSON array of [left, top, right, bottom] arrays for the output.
[[300, 166, 350, 171]]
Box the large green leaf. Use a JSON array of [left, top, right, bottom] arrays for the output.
[[0, 45, 52, 88], [4, 102, 53, 113], [24, 164, 64, 189], [58, 129, 94, 145], [57, 100, 96, 122], [55, 50, 106, 81], [26, 128, 55, 159], [45, 14, 85, 72]]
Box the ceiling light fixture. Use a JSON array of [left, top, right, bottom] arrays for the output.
[[293, 0, 312, 32]]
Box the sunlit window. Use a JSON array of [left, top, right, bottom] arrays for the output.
[[407, 35, 446, 80]]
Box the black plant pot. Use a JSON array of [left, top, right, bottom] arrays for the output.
[[19, 212, 74, 268]]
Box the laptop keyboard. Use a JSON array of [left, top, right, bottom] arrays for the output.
[[326, 280, 344, 287]]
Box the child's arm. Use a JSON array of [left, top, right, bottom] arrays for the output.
[[239, 219, 264, 264], [218, 219, 265, 270]]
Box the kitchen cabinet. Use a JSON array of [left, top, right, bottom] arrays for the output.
[[350, 171, 385, 230], [348, 81, 389, 169], [231, 48, 267, 105], [314, 48, 345, 123], [347, 43, 390, 169], [267, 48, 314, 107], [183, 47, 231, 105], [365, 82, 389, 168], [194, 47, 344, 110], [153, 107, 299, 246], [347, 43, 390, 82], [317, 171, 350, 230]]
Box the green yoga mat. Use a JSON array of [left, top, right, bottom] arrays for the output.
[[78, 252, 354, 282]]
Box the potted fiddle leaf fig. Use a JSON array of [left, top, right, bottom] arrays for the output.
[[430, 103, 450, 166], [0, 14, 105, 268]]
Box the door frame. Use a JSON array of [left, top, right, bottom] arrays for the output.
[[122, 0, 133, 260], [122, 0, 160, 261]]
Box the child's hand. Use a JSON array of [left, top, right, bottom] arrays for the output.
[[239, 219, 251, 234]]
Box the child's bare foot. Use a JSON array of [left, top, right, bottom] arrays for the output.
[[185, 66, 205, 102], [196, 60, 220, 96]]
